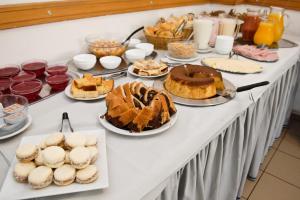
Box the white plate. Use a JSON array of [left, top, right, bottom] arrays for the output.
[[165, 54, 200, 62], [99, 112, 178, 136], [64, 84, 107, 101], [0, 115, 32, 140], [0, 129, 109, 200], [127, 65, 169, 78], [197, 47, 213, 54]]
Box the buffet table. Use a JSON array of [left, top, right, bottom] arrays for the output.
[[0, 42, 299, 200]]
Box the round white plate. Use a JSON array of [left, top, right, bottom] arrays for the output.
[[127, 65, 169, 78], [0, 115, 32, 140], [197, 47, 213, 54], [99, 112, 178, 136], [64, 84, 107, 101], [166, 54, 200, 62]]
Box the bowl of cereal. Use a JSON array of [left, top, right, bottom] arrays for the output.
[[86, 35, 127, 58], [167, 41, 197, 59]]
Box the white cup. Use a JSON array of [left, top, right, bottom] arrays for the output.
[[193, 19, 213, 50], [219, 18, 240, 38], [215, 35, 234, 55]]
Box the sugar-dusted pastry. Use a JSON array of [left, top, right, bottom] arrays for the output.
[[76, 165, 98, 184], [16, 144, 39, 162], [65, 133, 86, 150], [53, 164, 76, 186], [28, 166, 53, 189], [85, 135, 97, 147], [87, 146, 98, 164], [42, 146, 65, 168], [34, 150, 44, 166], [64, 150, 70, 164], [132, 59, 168, 76], [44, 132, 64, 147], [14, 162, 36, 182], [38, 140, 47, 150], [69, 146, 91, 169]]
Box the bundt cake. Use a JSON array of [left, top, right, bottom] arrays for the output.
[[104, 82, 177, 132], [164, 64, 225, 99]]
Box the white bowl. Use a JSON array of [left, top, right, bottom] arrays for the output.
[[127, 38, 141, 48], [73, 54, 96, 70], [100, 56, 122, 69], [125, 49, 146, 63], [135, 43, 154, 56]]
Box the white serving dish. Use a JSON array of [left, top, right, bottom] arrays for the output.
[[135, 43, 154, 56], [72, 54, 96, 70], [64, 84, 107, 101], [125, 49, 146, 63], [99, 56, 121, 69], [0, 129, 109, 199], [127, 65, 169, 78]]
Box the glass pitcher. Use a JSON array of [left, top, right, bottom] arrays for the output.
[[254, 18, 274, 46], [241, 9, 261, 42], [268, 6, 289, 42]]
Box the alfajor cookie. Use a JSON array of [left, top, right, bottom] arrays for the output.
[[85, 135, 97, 147], [53, 164, 76, 186], [65, 133, 86, 150], [64, 150, 70, 164], [69, 146, 91, 169], [16, 144, 38, 162], [42, 146, 65, 168], [14, 162, 36, 182], [45, 132, 64, 147], [87, 146, 98, 164], [39, 140, 47, 150], [28, 166, 53, 189], [34, 150, 44, 166], [76, 165, 98, 184]]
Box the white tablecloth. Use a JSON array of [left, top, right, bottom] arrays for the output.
[[0, 44, 299, 200]]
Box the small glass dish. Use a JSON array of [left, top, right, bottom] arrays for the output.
[[46, 74, 70, 91], [0, 78, 12, 94], [0, 94, 28, 134], [46, 64, 68, 75], [11, 71, 36, 83], [10, 79, 42, 101], [0, 65, 20, 78], [21, 59, 47, 77], [167, 41, 197, 59]]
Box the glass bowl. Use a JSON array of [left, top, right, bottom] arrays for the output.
[[10, 79, 42, 101], [0, 94, 28, 134], [86, 35, 127, 58], [0, 78, 12, 94], [11, 71, 36, 83], [21, 59, 47, 77], [46, 64, 68, 75], [0, 65, 20, 78], [46, 74, 70, 91], [167, 41, 197, 59]]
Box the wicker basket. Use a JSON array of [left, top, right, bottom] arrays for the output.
[[144, 28, 193, 50]]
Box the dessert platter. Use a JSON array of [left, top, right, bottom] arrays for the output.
[[202, 57, 263, 74], [0, 130, 109, 199], [65, 73, 114, 100], [153, 64, 236, 106], [99, 82, 178, 136], [128, 59, 169, 78]]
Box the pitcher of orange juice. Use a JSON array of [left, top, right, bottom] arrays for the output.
[[268, 6, 289, 42], [254, 18, 274, 46]]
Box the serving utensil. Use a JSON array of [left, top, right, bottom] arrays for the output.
[[217, 81, 269, 98], [59, 112, 74, 132], [121, 26, 144, 45]]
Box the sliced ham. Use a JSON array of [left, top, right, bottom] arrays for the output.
[[233, 45, 279, 62]]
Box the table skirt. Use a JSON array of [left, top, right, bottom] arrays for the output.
[[155, 62, 300, 200]]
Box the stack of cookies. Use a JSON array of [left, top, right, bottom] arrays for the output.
[[13, 132, 99, 189]]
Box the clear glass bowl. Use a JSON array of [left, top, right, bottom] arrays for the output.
[[46, 74, 69, 91], [167, 41, 197, 59], [86, 35, 127, 58], [0, 94, 28, 134], [46, 64, 68, 75], [0, 65, 20, 78], [10, 79, 42, 101], [21, 59, 47, 77]]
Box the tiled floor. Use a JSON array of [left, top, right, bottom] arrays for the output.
[[242, 118, 300, 200]]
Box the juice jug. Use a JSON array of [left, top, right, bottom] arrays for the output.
[[241, 9, 261, 42], [268, 6, 289, 42], [254, 18, 274, 46]]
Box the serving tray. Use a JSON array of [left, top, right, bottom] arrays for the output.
[[235, 38, 298, 49], [153, 78, 236, 106]]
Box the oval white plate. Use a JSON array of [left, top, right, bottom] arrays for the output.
[[197, 47, 213, 54], [127, 65, 169, 78], [165, 54, 200, 62], [64, 84, 107, 101], [0, 115, 32, 140], [99, 112, 178, 136]]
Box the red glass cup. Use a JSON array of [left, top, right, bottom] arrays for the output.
[[46, 74, 70, 91], [21, 60, 47, 77], [46, 64, 68, 75], [10, 79, 42, 101], [0, 78, 12, 94], [11, 71, 36, 83], [0, 65, 20, 78]]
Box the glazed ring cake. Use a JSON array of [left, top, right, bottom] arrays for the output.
[[164, 64, 225, 99]]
